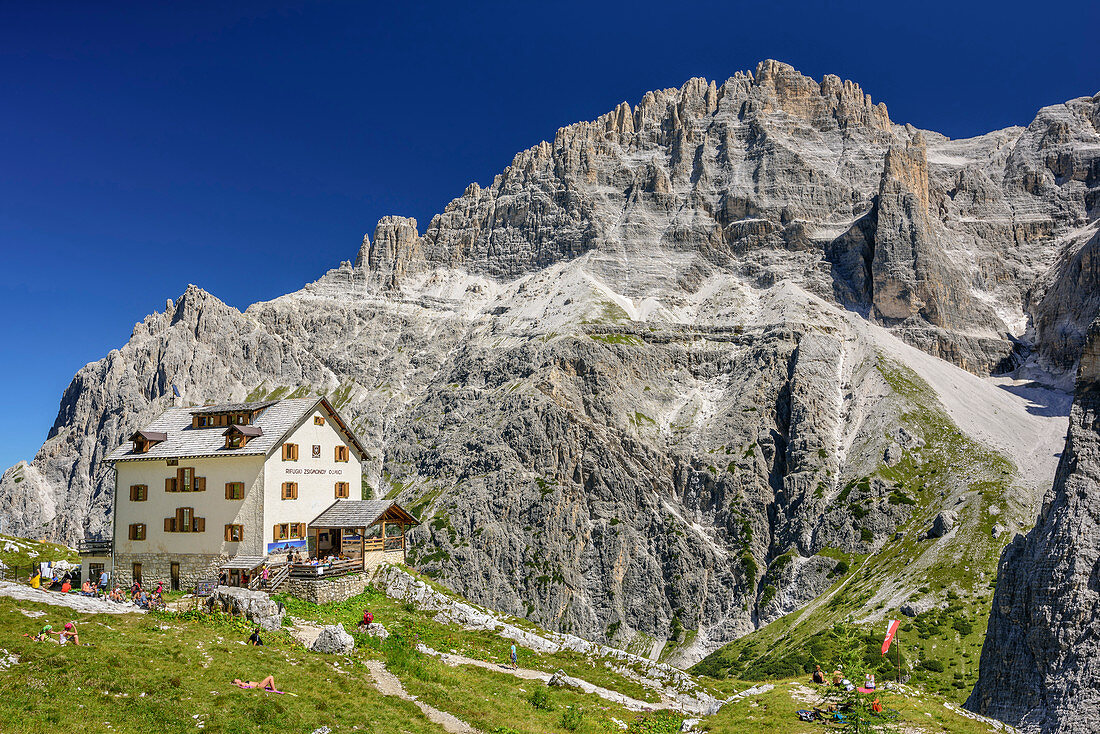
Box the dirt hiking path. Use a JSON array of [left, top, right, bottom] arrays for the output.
[[365, 659, 479, 733]]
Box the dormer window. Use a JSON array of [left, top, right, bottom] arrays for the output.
[[223, 424, 262, 449], [129, 430, 167, 454]]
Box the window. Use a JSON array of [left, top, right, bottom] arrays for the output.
[[129, 484, 148, 502], [334, 445, 349, 462], [225, 482, 244, 500], [227, 435, 242, 449], [312, 444, 321, 458], [314, 415, 325, 425], [128, 523, 146, 540], [281, 481, 298, 500], [274, 523, 307, 541], [224, 524, 243, 542], [167, 458, 178, 467], [164, 508, 205, 533], [334, 481, 350, 498], [282, 443, 299, 461], [167, 468, 205, 492]]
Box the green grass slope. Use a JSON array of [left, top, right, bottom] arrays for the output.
[[0, 565, 1011, 734]]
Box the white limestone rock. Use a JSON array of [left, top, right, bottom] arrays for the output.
[[310, 623, 355, 655]]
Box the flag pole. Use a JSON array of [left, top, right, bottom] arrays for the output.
[[897, 633, 901, 683]]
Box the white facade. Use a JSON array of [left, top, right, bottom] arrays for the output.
[[108, 399, 364, 588]]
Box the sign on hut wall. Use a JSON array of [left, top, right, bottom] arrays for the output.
[[267, 538, 307, 554]]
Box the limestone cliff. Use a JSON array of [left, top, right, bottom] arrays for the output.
[[967, 318, 1100, 732], [1, 62, 1096, 665]]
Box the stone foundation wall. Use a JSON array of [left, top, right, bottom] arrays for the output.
[[286, 572, 371, 604], [114, 552, 226, 590]]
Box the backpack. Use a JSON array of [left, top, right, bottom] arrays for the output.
[[797, 710, 815, 722]]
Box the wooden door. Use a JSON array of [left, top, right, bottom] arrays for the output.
[[132, 563, 142, 585], [170, 563, 180, 591]]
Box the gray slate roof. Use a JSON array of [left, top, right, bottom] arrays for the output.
[[107, 398, 321, 462], [309, 500, 419, 528], [191, 400, 278, 415], [220, 555, 268, 570]]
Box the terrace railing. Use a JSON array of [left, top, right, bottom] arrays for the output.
[[288, 558, 362, 579], [77, 539, 112, 555]]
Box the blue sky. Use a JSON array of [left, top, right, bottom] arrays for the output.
[[1, 0, 1097, 471]]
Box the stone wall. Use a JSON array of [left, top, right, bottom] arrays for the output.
[[286, 571, 371, 604], [114, 551, 225, 590]]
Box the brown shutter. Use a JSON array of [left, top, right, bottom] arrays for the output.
[[195, 517, 205, 533], [164, 517, 173, 532], [195, 476, 206, 492], [165, 477, 175, 492], [299, 523, 307, 537], [281, 444, 288, 460], [224, 525, 231, 541], [273, 524, 279, 540], [292, 482, 298, 499]]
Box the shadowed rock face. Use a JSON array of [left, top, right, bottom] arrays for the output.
[[967, 319, 1100, 732], [0, 61, 1096, 664]]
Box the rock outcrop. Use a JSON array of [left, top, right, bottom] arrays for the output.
[[310, 623, 355, 654], [205, 586, 285, 631], [967, 319, 1100, 732]]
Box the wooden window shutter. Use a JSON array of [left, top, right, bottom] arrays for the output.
[[225, 482, 233, 499], [298, 523, 307, 537], [194, 517, 205, 533], [195, 476, 206, 492], [292, 482, 298, 499], [224, 525, 231, 541], [273, 524, 280, 540], [164, 517, 174, 532], [292, 444, 298, 460], [165, 477, 176, 492]]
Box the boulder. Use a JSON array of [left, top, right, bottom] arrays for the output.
[[205, 586, 284, 631], [927, 511, 957, 539], [365, 622, 389, 640], [311, 623, 355, 654]]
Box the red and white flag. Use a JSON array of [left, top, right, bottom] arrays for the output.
[[881, 619, 900, 655]]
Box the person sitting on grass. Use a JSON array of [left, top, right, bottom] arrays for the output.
[[61, 578, 72, 594], [248, 628, 263, 646], [33, 624, 55, 642], [80, 580, 93, 596], [832, 668, 843, 686], [233, 676, 284, 693], [812, 665, 826, 684], [60, 621, 80, 646]]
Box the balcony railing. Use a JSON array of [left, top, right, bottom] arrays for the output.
[[77, 539, 112, 555]]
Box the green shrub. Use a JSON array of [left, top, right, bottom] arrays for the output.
[[528, 685, 554, 711], [921, 659, 945, 673], [628, 710, 684, 734], [952, 618, 974, 636], [560, 706, 584, 731], [860, 528, 873, 542]]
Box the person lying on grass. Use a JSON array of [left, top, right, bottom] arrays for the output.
[[233, 676, 285, 693]]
